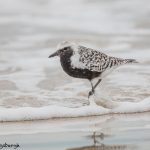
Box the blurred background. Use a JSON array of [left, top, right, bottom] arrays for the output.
[[0, 0, 150, 108]]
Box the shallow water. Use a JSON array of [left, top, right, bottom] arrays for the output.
[[0, 0, 150, 118], [0, 112, 150, 150]]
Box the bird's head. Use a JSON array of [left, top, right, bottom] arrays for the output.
[[48, 41, 77, 58]]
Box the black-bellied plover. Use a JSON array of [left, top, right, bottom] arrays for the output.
[[49, 41, 137, 103]]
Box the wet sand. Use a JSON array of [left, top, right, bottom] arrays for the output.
[[0, 112, 150, 150]]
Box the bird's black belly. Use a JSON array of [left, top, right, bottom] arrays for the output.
[[60, 51, 101, 80]]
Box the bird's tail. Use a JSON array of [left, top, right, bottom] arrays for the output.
[[124, 59, 138, 64]]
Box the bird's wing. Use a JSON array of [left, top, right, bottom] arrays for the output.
[[71, 46, 110, 72]]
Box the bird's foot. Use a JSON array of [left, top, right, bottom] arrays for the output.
[[88, 90, 94, 99], [88, 90, 98, 106]]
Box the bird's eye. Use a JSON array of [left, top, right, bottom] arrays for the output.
[[64, 47, 68, 50]]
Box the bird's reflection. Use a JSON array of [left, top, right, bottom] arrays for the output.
[[67, 132, 129, 150], [89, 132, 105, 145]]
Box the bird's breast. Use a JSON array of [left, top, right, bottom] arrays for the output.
[[60, 53, 100, 80]]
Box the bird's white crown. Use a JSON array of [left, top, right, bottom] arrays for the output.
[[57, 41, 78, 51]]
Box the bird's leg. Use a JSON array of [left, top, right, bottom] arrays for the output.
[[93, 79, 102, 91], [88, 79, 102, 98], [88, 80, 94, 98]]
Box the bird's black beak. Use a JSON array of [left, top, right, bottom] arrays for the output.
[[48, 51, 58, 58]]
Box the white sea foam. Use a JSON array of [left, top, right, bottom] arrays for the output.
[[0, 97, 149, 122]]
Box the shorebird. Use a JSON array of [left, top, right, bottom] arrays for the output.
[[49, 41, 137, 104]]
